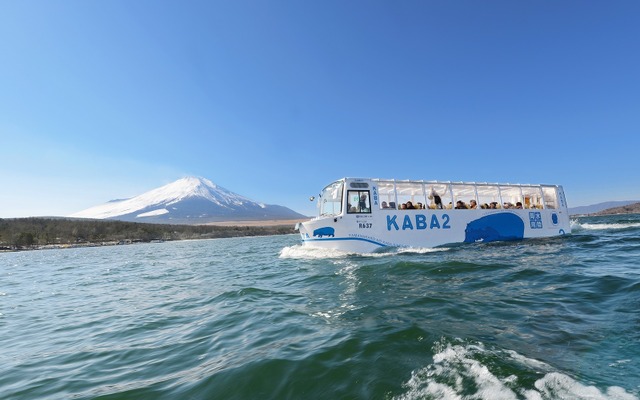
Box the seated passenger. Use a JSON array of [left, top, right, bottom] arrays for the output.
[[515, 202, 523, 209], [469, 200, 478, 209], [405, 201, 415, 209], [481, 203, 489, 209], [381, 201, 389, 209], [400, 203, 407, 210], [416, 202, 424, 209], [455, 200, 467, 209], [489, 202, 498, 209]]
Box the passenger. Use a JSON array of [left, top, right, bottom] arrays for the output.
[[469, 200, 478, 209], [515, 202, 523, 209], [406, 201, 415, 209], [428, 187, 443, 209], [381, 201, 389, 209], [416, 202, 424, 209], [481, 203, 489, 209], [503, 202, 512, 209], [489, 202, 498, 209], [455, 200, 467, 209], [358, 194, 369, 212], [400, 203, 407, 210]]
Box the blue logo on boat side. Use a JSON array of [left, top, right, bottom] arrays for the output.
[[529, 212, 543, 229], [313, 227, 335, 237], [551, 213, 558, 225], [464, 213, 524, 243], [386, 214, 451, 231]]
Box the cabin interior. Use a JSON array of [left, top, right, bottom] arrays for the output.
[[317, 180, 561, 216], [375, 180, 558, 210]]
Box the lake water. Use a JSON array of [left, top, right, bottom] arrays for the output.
[[1, 214, 639, 399]]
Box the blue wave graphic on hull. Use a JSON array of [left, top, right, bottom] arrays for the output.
[[464, 213, 525, 243]]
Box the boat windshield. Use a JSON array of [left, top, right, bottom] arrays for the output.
[[319, 181, 344, 216]]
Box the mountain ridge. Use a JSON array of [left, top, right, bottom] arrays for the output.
[[69, 177, 307, 224], [568, 200, 640, 216], [590, 202, 640, 216]]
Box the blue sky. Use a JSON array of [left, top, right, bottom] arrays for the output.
[[1, 1, 639, 218]]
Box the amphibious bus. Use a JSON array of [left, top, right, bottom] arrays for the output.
[[295, 178, 571, 253]]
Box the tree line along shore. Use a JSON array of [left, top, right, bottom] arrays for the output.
[[0, 218, 297, 251]]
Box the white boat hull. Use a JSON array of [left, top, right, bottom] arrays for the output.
[[298, 209, 570, 253]]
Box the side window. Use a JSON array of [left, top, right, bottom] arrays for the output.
[[347, 190, 371, 213], [542, 187, 557, 209]]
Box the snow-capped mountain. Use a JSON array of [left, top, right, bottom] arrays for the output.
[[69, 177, 307, 224]]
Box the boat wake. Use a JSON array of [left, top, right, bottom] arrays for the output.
[[279, 244, 449, 259], [571, 219, 640, 231], [279, 244, 354, 259], [397, 246, 450, 255], [395, 338, 638, 400]]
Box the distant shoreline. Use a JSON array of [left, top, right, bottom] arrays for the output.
[[0, 217, 304, 252], [590, 203, 640, 216], [204, 218, 307, 227]]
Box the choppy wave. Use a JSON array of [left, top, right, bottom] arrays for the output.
[[396, 339, 638, 400], [2, 220, 640, 400]]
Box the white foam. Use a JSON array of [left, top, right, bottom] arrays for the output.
[[609, 359, 632, 367], [397, 247, 450, 254], [395, 341, 638, 400], [504, 349, 553, 372], [279, 244, 352, 259], [529, 373, 638, 400], [279, 244, 449, 259], [571, 220, 640, 231]]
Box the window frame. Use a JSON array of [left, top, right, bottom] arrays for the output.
[[346, 189, 372, 214]]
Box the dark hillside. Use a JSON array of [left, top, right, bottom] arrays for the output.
[[592, 202, 640, 216], [0, 218, 295, 251]]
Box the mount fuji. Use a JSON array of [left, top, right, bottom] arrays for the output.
[[69, 177, 307, 224]]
